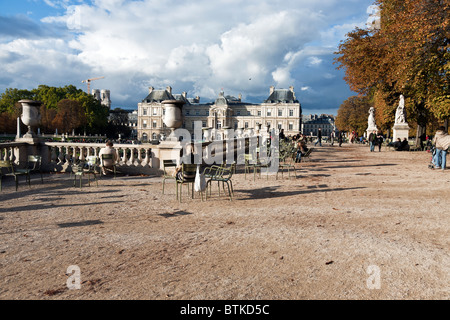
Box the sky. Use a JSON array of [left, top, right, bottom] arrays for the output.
[[0, 0, 377, 115]]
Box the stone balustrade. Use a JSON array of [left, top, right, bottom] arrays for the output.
[[0, 135, 266, 176]]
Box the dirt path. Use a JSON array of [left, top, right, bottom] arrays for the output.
[[0, 143, 448, 300]]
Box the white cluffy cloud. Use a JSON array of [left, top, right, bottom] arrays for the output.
[[0, 0, 375, 113]]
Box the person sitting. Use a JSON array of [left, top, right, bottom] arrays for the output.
[[391, 138, 402, 151], [295, 137, 308, 163], [400, 138, 410, 151], [98, 140, 119, 175]]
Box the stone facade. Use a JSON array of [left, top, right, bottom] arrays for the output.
[[137, 86, 302, 142], [302, 114, 336, 137]]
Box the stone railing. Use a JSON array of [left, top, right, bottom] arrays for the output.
[[45, 142, 159, 175], [1, 141, 160, 175], [1, 135, 266, 176]]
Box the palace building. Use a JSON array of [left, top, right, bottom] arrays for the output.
[[137, 86, 302, 142]]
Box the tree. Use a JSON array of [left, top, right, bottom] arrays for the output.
[[335, 0, 450, 141], [105, 108, 131, 139], [0, 85, 109, 135], [52, 99, 87, 134], [335, 95, 373, 135]]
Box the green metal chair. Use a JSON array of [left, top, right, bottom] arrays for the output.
[[244, 153, 270, 180], [15, 155, 43, 184], [176, 163, 202, 202], [100, 153, 117, 178], [277, 149, 297, 180], [162, 159, 177, 194], [72, 156, 99, 188], [206, 163, 235, 201], [0, 160, 30, 191]]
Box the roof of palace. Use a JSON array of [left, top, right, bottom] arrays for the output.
[[264, 89, 299, 104], [142, 90, 175, 103]]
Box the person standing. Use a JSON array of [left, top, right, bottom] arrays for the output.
[[368, 130, 376, 152], [330, 131, 335, 146], [432, 126, 450, 170], [314, 128, 322, 147], [338, 132, 344, 147], [376, 131, 384, 152]]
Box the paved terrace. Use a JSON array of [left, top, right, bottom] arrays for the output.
[[0, 144, 448, 299]]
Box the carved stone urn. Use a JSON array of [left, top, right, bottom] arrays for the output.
[[202, 127, 212, 141], [19, 100, 42, 139], [162, 100, 185, 139]]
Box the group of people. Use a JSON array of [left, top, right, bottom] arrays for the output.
[[368, 131, 384, 152], [389, 137, 410, 151]]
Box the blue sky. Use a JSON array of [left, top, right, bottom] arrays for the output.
[[0, 0, 376, 115]]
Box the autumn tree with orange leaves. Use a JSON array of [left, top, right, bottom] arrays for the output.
[[335, 0, 449, 142]]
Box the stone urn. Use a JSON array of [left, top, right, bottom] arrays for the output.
[[236, 128, 244, 138], [255, 123, 261, 135], [19, 100, 42, 139], [202, 127, 212, 141], [162, 100, 185, 138]]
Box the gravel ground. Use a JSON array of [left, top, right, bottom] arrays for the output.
[[0, 143, 448, 300]]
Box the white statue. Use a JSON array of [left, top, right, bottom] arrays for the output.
[[395, 95, 407, 124], [368, 107, 376, 128]]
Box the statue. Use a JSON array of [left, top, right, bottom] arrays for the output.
[[395, 95, 407, 124], [368, 107, 376, 128]]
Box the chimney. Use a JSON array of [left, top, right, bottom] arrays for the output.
[[149, 87, 154, 94], [270, 86, 275, 95], [238, 93, 242, 102], [166, 86, 172, 94]]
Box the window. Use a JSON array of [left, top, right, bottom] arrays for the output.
[[195, 110, 200, 116], [202, 121, 207, 127], [245, 122, 249, 129], [216, 121, 222, 130], [278, 109, 283, 117], [289, 122, 293, 130], [152, 133, 157, 140], [278, 123, 282, 130], [153, 108, 157, 115], [206, 110, 209, 116], [236, 110, 241, 116], [143, 108, 147, 116], [267, 109, 272, 117], [143, 120, 147, 128], [153, 120, 157, 128], [289, 110, 294, 117], [185, 110, 190, 116], [258, 110, 261, 116]]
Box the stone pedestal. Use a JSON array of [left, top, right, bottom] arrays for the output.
[[157, 140, 184, 169], [393, 124, 410, 142]]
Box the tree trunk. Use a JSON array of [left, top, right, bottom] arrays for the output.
[[444, 119, 449, 133], [414, 102, 427, 150]]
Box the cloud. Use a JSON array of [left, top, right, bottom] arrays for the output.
[[0, 15, 61, 40], [0, 0, 375, 114]]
